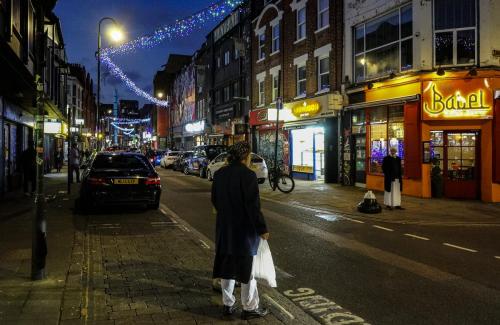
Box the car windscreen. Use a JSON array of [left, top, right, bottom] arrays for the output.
[[206, 146, 226, 160], [92, 155, 150, 170]]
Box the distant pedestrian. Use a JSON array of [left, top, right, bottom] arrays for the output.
[[69, 143, 80, 183], [211, 142, 269, 319], [382, 147, 404, 210], [21, 139, 37, 196], [55, 148, 64, 173]]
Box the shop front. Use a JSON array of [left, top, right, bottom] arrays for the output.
[[184, 120, 207, 149], [343, 71, 500, 202]]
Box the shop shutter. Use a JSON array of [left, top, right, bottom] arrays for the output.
[[494, 101, 500, 183], [404, 102, 421, 179]]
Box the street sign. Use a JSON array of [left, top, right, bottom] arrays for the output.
[[276, 97, 283, 110]]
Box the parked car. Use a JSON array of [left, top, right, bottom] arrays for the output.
[[172, 151, 193, 172], [183, 145, 227, 177], [146, 150, 165, 166], [78, 152, 161, 211], [207, 152, 268, 184], [160, 151, 181, 168]]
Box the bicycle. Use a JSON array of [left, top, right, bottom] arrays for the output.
[[268, 160, 295, 193]]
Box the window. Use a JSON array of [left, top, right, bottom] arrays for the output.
[[224, 51, 230, 65], [368, 106, 404, 174], [217, 56, 221, 68], [258, 80, 265, 106], [317, 0, 329, 30], [318, 56, 329, 91], [258, 33, 265, 60], [434, 0, 476, 66], [215, 90, 221, 104], [272, 24, 280, 53], [234, 48, 240, 60], [223, 86, 230, 102], [354, 4, 413, 82], [297, 64, 306, 96], [272, 74, 279, 101], [297, 7, 306, 40], [233, 81, 239, 97]]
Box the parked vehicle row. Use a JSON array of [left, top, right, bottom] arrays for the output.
[[158, 145, 268, 184]]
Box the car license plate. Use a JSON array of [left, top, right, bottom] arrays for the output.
[[113, 178, 138, 185]]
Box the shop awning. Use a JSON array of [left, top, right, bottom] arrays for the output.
[[343, 94, 420, 111]]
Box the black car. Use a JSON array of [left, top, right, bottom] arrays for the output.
[[79, 152, 161, 210], [173, 151, 193, 172], [184, 145, 226, 178]]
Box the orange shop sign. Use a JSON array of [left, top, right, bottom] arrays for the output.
[[291, 101, 321, 119], [422, 79, 493, 120]]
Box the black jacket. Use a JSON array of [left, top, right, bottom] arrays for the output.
[[211, 162, 268, 256], [382, 155, 403, 192]]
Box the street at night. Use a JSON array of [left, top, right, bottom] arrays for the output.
[[2, 0, 500, 324]]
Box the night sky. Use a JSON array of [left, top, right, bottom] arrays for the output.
[[54, 0, 218, 107]]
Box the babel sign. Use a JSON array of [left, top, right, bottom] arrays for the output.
[[422, 79, 493, 120]]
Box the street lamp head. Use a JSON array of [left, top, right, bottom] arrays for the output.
[[157, 92, 164, 99], [109, 26, 125, 43]]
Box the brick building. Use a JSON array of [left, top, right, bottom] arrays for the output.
[[250, 0, 344, 182]]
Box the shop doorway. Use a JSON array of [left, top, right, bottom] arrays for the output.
[[431, 131, 480, 199], [291, 126, 325, 181], [353, 134, 366, 185]]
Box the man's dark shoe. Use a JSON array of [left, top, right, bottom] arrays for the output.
[[385, 205, 393, 210], [395, 206, 405, 210], [241, 307, 269, 320], [223, 305, 238, 316]]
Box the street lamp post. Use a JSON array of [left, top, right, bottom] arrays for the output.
[[97, 17, 123, 150]]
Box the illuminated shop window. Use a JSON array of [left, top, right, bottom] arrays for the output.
[[369, 106, 404, 174], [434, 0, 476, 66], [354, 4, 412, 82]]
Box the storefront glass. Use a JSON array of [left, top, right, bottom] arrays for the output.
[[291, 126, 325, 180], [369, 106, 404, 174], [352, 111, 366, 184]]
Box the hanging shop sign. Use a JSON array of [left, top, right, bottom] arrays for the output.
[[249, 108, 270, 126], [185, 120, 205, 133], [422, 79, 493, 120], [44, 121, 62, 134], [292, 101, 321, 118], [213, 11, 239, 42]]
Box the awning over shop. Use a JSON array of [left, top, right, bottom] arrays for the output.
[[344, 95, 420, 111]]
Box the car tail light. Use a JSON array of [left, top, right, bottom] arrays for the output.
[[88, 177, 106, 185], [145, 177, 161, 185]]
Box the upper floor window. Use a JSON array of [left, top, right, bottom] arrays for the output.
[[297, 7, 306, 40], [224, 51, 230, 65], [272, 24, 280, 53], [272, 73, 279, 101], [297, 63, 306, 96], [318, 56, 330, 91], [233, 81, 239, 97], [317, 0, 329, 30], [223, 86, 230, 102], [354, 4, 412, 82], [215, 90, 221, 104], [216, 56, 221, 68], [258, 80, 265, 106], [434, 0, 477, 66], [258, 33, 266, 60]]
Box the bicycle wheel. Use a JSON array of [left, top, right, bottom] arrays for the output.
[[268, 171, 277, 190], [277, 174, 295, 193]]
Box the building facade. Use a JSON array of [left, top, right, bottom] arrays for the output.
[[250, 0, 344, 182], [342, 0, 500, 202]]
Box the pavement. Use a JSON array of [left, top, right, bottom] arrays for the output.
[[260, 179, 500, 226], [0, 170, 318, 325]]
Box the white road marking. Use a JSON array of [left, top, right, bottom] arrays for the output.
[[372, 225, 394, 232], [343, 216, 365, 224], [404, 233, 430, 241], [263, 294, 295, 320], [443, 243, 477, 253], [199, 239, 210, 249], [275, 266, 295, 279]]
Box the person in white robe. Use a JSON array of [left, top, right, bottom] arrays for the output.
[[382, 147, 404, 210]]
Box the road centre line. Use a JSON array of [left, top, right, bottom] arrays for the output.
[[372, 225, 394, 232], [199, 239, 210, 249], [443, 243, 478, 253], [404, 233, 430, 241], [263, 294, 295, 320]]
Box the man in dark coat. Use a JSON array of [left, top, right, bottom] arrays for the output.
[[21, 139, 37, 196], [382, 147, 404, 210], [211, 142, 269, 319]]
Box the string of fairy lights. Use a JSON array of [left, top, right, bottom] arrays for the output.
[[100, 0, 243, 107]]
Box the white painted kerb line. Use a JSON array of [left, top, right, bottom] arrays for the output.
[[372, 225, 394, 232], [262, 294, 295, 320], [443, 243, 477, 253], [404, 233, 430, 241], [199, 239, 210, 249]]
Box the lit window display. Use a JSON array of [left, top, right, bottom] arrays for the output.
[[291, 126, 325, 178], [369, 106, 404, 174]]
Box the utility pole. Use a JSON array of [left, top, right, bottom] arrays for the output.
[[32, 3, 47, 280]]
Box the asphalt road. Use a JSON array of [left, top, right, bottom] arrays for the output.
[[157, 168, 500, 325]]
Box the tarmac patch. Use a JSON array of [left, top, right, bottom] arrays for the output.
[[283, 288, 370, 325]]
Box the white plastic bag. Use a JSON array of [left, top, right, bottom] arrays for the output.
[[252, 239, 277, 287]]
